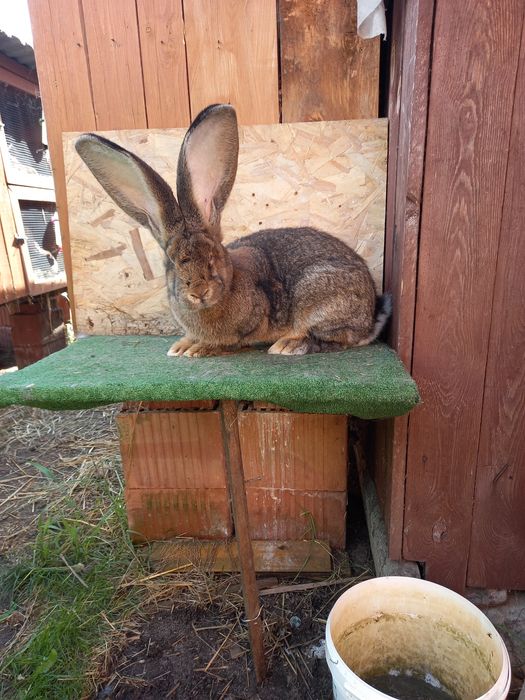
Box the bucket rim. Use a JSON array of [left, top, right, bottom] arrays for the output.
[[325, 576, 511, 700]]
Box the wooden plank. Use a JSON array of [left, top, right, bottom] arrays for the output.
[[136, 0, 190, 128], [81, 0, 147, 130], [220, 400, 266, 683], [28, 0, 98, 323], [0, 143, 26, 302], [376, 0, 435, 559], [0, 54, 38, 85], [150, 539, 332, 574], [279, 0, 379, 122], [467, 17, 525, 590], [183, 0, 279, 124], [64, 119, 387, 334], [403, 0, 525, 591], [0, 66, 39, 97], [0, 221, 16, 304]]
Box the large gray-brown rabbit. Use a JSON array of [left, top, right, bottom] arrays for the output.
[[75, 104, 390, 357]]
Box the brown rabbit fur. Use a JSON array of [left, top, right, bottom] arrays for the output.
[[75, 104, 390, 357]]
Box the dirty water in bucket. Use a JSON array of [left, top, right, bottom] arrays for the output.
[[363, 670, 455, 699]]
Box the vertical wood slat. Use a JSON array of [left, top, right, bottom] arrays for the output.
[[183, 0, 279, 124], [278, 0, 379, 122], [375, 0, 435, 559], [220, 400, 266, 684], [28, 0, 97, 320], [0, 148, 26, 302], [81, 0, 147, 130], [467, 15, 525, 590], [136, 0, 191, 127], [403, 0, 525, 591]]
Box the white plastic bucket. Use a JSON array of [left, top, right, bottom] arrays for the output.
[[325, 577, 511, 700]]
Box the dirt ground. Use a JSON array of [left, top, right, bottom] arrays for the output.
[[0, 404, 524, 699], [0, 405, 371, 699]]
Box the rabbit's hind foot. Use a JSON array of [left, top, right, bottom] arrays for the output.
[[267, 335, 317, 356]]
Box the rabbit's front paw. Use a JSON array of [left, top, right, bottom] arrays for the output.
[[182, 343, 220, 358], [167, 337, 195, 357]]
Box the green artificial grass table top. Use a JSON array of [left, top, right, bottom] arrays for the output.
[[0, 336, 419, 418]]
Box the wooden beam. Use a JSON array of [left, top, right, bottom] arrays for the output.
[[150, 539, 332, 574], [0, 53, 38, 84], [0, 66, 38, 96], [219, 400, 266, 684]]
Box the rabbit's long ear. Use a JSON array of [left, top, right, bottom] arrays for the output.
[[177, 104, 238, 238], [75, 134, 183, 250]]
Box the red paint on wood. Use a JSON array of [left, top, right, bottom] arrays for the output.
[[403, 0, 525, 591], [467, 18, 525, 590]]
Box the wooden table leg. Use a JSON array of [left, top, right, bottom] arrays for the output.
[[219, 399, 266, 684]]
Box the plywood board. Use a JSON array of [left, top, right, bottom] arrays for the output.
[[64, 119, 387, 335]]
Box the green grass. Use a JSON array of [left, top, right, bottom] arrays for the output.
[[0, 493, 145, 699]]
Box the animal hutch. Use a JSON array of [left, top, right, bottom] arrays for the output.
[[0, 30, 67, 367], [0, 0, 519, 615]]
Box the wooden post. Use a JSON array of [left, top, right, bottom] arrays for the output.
[[219, 400, 266, 683]]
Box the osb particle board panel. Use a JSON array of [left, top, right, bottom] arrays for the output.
[[64, 119, 387, 335]]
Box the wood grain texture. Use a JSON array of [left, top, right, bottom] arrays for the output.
[[279, 0, 379, 122], [81, 0, 147, 130], [403, 0, 525, 591], [64, 119, 387, 335], [136, 0, 190, 127], [376, 0, 435, 560], [220, 400, 266, 684], [28, 0, 97, 320], [467, 18, 525, 590], [150, 539, 332, 573], [0, 152, 26, 303], [183, 0, 279, 124]]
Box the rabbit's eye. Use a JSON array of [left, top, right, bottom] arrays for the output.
[[179, 258, 190, 265]]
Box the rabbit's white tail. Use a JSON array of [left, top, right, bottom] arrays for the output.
[[357, 293, 392, 346]]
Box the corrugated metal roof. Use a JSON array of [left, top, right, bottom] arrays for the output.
[[0, 31, 35, 70]]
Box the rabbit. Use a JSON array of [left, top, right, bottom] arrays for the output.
[[75, 104, 390, 358]]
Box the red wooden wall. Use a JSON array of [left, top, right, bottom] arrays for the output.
[[382, 0, 525, 592]]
